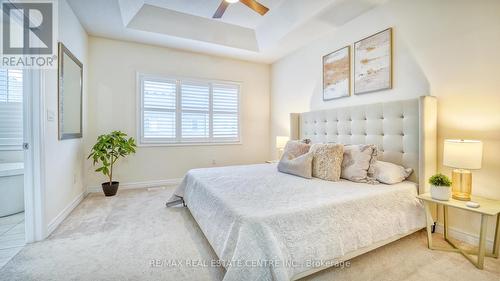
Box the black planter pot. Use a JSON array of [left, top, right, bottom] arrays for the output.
[[102, 181, 119, 196]]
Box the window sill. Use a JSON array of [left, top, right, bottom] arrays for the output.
[[137, 141, 242, 147]]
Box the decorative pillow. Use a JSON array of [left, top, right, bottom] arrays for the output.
[[283, 140, 311, 158], [310, 143, 344, 181], [370, 161, 413, 184], [341, 144, 378, 183], [277, 151, 313, 179]]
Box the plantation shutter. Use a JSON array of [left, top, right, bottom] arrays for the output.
[[142, 79, 177, 141], [0, 69, 23, 147], [212, 83, 239, 141], [180, 82, 210, 140], [139, 74, 240, 144]]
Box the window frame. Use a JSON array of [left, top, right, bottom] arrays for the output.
[[137, 73, 242, 147]]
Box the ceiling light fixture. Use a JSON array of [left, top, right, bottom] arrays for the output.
[[214, 0, 269, 18]]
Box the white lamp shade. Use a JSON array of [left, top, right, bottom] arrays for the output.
[[276, 136, 289, 149], [443, 139, 483, 169]]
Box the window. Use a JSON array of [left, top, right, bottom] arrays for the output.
[[0, 69, 23, 149], [138, 74, 240, 145]]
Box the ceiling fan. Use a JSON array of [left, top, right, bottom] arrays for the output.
[[213, 0, 269, 19]]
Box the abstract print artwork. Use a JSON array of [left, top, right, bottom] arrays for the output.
[[354, 28, 392, 94], [323, 46, 350, 100]]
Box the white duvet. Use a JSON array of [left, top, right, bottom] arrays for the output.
[[168, 164, 425, 281]]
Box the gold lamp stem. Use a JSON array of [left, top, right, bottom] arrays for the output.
[[451, 169, 472, 201]]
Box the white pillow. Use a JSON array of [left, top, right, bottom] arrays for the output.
[[370, 161, 413, 184]]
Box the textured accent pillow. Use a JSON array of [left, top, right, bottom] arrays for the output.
[[341, 144, 378, 183], [310, 143, 344, 181], [370, 161, 413, 184], [277, 152, 313, 179], [283, 140, 311, 158]]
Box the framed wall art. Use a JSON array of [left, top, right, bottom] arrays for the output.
[[323, 46, 350, 101], [354, 28, 392, 95]]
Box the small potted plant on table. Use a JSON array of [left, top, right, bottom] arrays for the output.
[[429, 173, 452, 201], [88, 131, 137, 196]]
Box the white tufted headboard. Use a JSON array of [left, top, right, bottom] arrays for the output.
[[290, 96, 437, 194]]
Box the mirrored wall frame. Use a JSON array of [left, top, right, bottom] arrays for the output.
[[58, 42, 83, 140]]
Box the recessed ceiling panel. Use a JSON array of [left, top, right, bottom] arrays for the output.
[[145, 0, 284, 29], [127, 4, 259, 51]]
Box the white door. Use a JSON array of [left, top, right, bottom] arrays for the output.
[[23, 70, 44, 243]]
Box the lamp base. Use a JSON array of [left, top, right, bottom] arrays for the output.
[[451, 169, 472, 201], [452, 193, 471, 201]]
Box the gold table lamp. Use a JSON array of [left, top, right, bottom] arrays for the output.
[[443, 139, 483, 201]]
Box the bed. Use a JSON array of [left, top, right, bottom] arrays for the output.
[[168, 96, 437, 281]]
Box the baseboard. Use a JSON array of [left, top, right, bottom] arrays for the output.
[[86, 178, 183, 193], [46, 191, 87, 236], [435, 222, 494, 252]]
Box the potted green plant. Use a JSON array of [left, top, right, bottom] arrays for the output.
[[88, 131, 137, 196], [429, 173, 452, 201]]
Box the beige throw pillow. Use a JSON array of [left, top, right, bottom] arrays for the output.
[[341, 144, 378, 183], [283, 140, 311, 158], [310, 143, 344, 181], [277, 152, 313, 179]]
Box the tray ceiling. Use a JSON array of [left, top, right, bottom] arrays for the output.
[[67, 0, 387, 63]]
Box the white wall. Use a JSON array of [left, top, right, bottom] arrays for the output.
[[85, 37, 270, 188], [42, 0, 87, 233], [271, 0, 500, 242]]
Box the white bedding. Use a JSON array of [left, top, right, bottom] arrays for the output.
[[168, 164, 425, 281]]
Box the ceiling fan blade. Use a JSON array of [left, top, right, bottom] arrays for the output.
[[240, 0, 269, 16], [213, 1, 230, 18]]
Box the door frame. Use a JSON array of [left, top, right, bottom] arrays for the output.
[[23, 69, 46, 242]]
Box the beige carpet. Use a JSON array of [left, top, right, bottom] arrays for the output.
[[1, 187, 499, 281]]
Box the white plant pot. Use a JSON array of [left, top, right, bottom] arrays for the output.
[[430, 185, 451, 201]]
